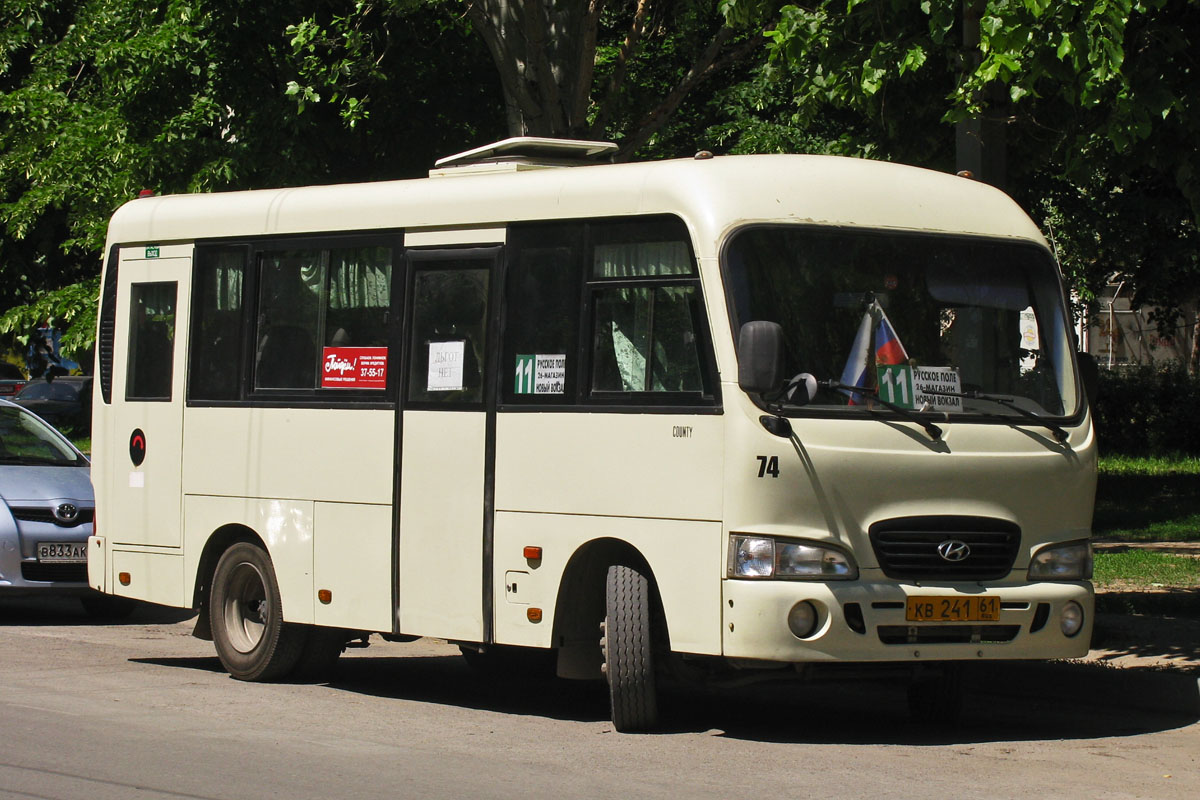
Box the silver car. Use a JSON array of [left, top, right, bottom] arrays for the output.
[[0, 398, 124, 616]]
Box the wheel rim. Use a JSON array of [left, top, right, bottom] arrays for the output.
[[222, 560, 270, 654]]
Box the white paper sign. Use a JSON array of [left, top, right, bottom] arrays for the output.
[[913, 366, 963, 412], [1018, 306, 1040, 350], [534, 354, 566, 394], [427, 340, 465, 391]]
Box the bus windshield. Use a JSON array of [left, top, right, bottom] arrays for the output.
[[725, 226, 1079, 418]]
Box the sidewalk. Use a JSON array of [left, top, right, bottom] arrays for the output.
[[1084, 539, 1200, 675]]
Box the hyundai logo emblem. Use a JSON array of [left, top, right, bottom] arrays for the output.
[[937, 539, 970, 562], [54, 503, 79, 523]]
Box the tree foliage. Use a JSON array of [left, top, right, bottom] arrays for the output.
[[0, 0, 502, 353], [2, 0, 1198, 372], [285, 2, 773, 160], [759, 1, 1200, 348], [0, 276, 99, 363]]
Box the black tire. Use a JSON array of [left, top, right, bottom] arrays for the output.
[[210, 542, 305, 681], [80, 593, 137, 620], [602, 564, 659, 732]]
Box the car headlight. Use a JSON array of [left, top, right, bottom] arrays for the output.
[[1027, 539, 1093, 581], [729, 535, 858, 580]]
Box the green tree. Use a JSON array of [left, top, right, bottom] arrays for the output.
[[0, 0, 502, 355], [758, 0, 1200, 367], [287, 2, 773, 160]]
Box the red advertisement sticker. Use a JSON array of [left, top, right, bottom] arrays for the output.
[[321, 347, 388, 389]]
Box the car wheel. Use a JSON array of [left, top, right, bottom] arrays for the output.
[[210, 542, 304, 681], [601, 564, 659, 732]]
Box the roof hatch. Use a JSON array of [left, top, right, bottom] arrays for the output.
[[430, 136, 618, 177]]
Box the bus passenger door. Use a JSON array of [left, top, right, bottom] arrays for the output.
[[106, 247, 190, 551], [396, 247, 500, 641]]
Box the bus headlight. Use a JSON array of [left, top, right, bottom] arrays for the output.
[[1027, 539, 1093, 581], [729, 536, 858, 580], [731, 536, 775, 577]]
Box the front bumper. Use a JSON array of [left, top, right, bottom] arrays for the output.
[[722, 576, 1093, 663], [0, 521, 92, 595]]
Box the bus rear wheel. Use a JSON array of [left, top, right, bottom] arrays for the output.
[[601, 564, 659, 732], [210, 542, 304, 681]]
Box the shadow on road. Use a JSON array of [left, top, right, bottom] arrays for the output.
[[1096, 589, 1200, 620], [0, 595, 196, 626], [1091, 609, 1200, 664], [134, 643, 1200, 745]]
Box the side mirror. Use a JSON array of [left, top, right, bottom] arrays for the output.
[[737, 321, 784, 394], [1077, 352, 1099, 405]]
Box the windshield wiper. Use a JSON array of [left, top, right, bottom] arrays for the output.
[[825, 379, 945, 441], [924, 390, 1068, 443]]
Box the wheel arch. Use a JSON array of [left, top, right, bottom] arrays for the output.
[[550, 537, 670, 680], [190, 524, 263, 641]]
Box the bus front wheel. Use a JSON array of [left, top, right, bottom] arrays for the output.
[[601, 564, 659, 732], [210, 542, 305, 681]]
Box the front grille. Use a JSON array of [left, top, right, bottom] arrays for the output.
[[878, 624, 1020, 645], [869, 516, 1021, 581], [22, 562, 88, 583], [10, 507, 94, 527]]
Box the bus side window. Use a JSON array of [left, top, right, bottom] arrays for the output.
[[189, 248, 246, 402], [325, 245, 392, 348], [502, 224, 582, 404], [588, 233, 704, 396], [254, 250, 324, 390], [126, 282, 177, 401], [406, 265, 490, 405]]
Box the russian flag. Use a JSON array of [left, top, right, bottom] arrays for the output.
[[874, 309, 908, 366], [839, 310, 874, 405]]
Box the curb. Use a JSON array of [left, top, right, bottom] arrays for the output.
[[1092, 540, 1200, 556]]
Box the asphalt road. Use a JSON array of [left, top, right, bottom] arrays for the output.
[[1, 597, 1197, 800]]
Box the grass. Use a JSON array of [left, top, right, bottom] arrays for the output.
[[1090, 455, 1200, 590], [1093, 454, 1200, 542], [1093, 550, 1200, 589]]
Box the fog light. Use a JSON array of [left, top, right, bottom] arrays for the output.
[[787, 601, 818, 639], [1060, 601, 1084, 637]]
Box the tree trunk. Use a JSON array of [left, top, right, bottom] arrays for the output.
[[466, 0, 592, 138], [465, 1, 766, 156]]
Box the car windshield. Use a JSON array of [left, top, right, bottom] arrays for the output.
[[18, 382, 78, 400], [725, 226, 1080, 418], [0, 405, 83, 465]]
